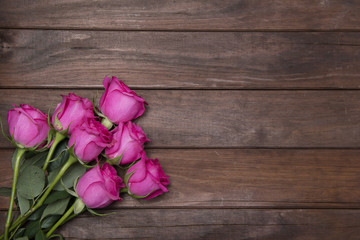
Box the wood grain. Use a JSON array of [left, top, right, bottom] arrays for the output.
[[1, 209, 360, 239], [0, 0, 359, 31], [1, 30, 360, 89], [1, 148, 360, 209], [1, 89, 360, 148]]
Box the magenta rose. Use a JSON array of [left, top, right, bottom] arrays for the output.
[[99, 76, 147, 124], [125, 152, 169, 199], [105, 122, 149, 165], [8, 104, 50, 148], [76, 163, 124, 208], [68, 118, 113, 162], [51, 93, 94, 134]]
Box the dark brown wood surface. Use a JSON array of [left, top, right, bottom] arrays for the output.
[[0, 0, 359, 31], [1, 89, 360, 148], [1, 30, 360, 89], [1, 148, 360, 209], [1, 209, 360, 240], [1, 0, 360, 239]]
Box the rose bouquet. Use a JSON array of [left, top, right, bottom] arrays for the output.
[[0, 76, 170, 239]]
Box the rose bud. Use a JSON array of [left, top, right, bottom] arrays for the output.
[[125, 152, 169, 199], [8, 104, 50, 148], [51, 93, 94, 135], [76, 163, 124, 208], [105, 122, 149, 165], [68, 118, 113, 162], [99, 76, 147, 124]]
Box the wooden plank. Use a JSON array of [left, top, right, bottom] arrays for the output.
[[0, 0, 359, 31], [1, 148, 360, 209], [1, 30, 360, 89], [1, 209, 360, 239], [1, 89, 360, 148]]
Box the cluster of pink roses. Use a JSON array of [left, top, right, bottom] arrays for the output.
[[2, 76, 169, 239]]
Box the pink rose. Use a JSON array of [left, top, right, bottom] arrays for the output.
[[99, 76, 147, 124], [68, 118, 113, 162], [51, 93, 94, 134], [105, 122, 149, 165], [76, 163, 124, 208], [8, 104, 50, 148], [125, 152, 169, 199]]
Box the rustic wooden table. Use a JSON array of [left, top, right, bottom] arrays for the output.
[[1, 1, 360, 239]]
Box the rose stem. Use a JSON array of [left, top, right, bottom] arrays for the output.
[[46, 202, 76, 237], [42, 131, 66, 171], [4, 148, 26, 240], [101, 117, 113, 130], [8, 154, 77, 233]]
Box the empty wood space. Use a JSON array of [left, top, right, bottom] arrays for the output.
[[1, 1, 360, 239]]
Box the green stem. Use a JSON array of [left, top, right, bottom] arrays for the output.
[[101, 117, 113, 130], [42, 132, 66, 171], [8, 154, 77, 232], [4, 148, 26, 240], [46, 202, 76, 237]]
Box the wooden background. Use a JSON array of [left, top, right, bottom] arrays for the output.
[[1, 0, 360, 239]]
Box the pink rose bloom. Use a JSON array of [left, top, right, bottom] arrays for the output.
[[125, 152, 169, 199], [8, 104, 50, 148], [105, 122, 149, 165], [51, 93, 94, 134], [68, 118, 113, 162], [99, 76, 147, 124], [76, 163, 124, 208]]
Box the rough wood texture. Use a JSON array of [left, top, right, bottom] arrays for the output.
[[0, 0, 359, 31], [1, 148, 360, 209], [1, 209, 359, 239], [1, 30, 360, 89], [1, 89, 360, 148]]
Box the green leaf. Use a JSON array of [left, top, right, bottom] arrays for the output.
[[14, 237, 29, 240], [61, 163, 86, 188], [0, 187, 11, 197], [17, 194, 30, 216], [28, 205, 46, 221], [61, 179, 78, 197], [47, 140, 69, 172], [41, 197, 70, 221], [11, 148, 25, 170], [48, 234, 64, 240], [13, 228, 26, 238], [17, 166, 45, 199], [52, 163, 86, 191], [35, 230, 47, 240], [44, 191, 70, 205], [20, 151, 48, 172], [24, 151, 36, 159], [24, 220, 41, 239], [41, 215, 60, 229]]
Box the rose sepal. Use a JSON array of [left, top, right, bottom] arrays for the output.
[[74, 198, 86, 214], [106, 152, 123, 166], [0, 117, 14, 145], [87, 208, 114, 217]]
